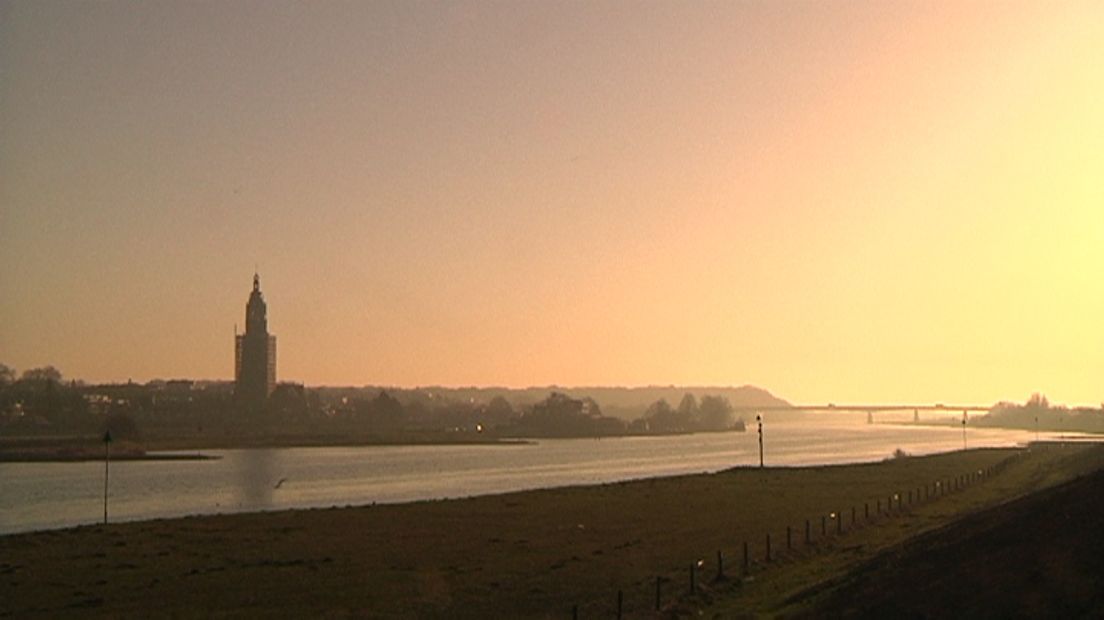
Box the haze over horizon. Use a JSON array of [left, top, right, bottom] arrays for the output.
[[2, 1, 1102, 405]]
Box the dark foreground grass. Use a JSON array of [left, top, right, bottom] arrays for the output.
[[2, 444, 1101, 618]]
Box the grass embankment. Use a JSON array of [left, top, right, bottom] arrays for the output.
[[794, 454, 1104, 618], [2, 444, 1101, 618], [699, 441, 1104, 618]]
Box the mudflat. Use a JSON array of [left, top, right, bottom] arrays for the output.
[[2, 444, 1101, 618]]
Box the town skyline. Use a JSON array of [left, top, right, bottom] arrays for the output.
[[3, 1, 1103, 405]]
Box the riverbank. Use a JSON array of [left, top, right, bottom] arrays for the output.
[[4, 443, 1099, 617], [0, 433, 532, 462], [0, 438, 220, 462], [0, 426, 749, 462]]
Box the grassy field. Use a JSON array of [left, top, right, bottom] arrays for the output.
[[2, 443, 1101, 618]]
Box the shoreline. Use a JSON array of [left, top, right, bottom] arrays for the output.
[[0, 435, 535, 463], [0, 427, 752, 462], [0, 452, 220, 463]]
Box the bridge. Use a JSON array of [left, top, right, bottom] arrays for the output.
[[731, 404, 991, 413]]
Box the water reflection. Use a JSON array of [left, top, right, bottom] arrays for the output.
[[235, 449, 281, 509]]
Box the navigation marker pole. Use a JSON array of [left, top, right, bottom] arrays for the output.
[[103, 430, 113, 524], [757, 414, 764, 468]]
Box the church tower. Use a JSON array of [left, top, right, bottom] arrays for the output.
[[235, 272, 276, 410]]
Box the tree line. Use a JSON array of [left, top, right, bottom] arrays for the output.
[[0, 363, 748, 441]]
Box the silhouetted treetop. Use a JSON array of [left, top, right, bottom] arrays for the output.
[[21, 366, 62, 384], [0, 363, 14, 386]]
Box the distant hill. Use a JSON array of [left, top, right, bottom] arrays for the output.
[[546, 385, 792, 421], [347, 384, 793, 422]]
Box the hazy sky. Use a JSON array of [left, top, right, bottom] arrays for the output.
[[2, 1, 1102, 405]]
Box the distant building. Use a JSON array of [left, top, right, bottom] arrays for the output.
[[235, 273, 276, 410]]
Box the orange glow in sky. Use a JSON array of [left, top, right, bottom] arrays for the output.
[[2, 1, 1102, 405]]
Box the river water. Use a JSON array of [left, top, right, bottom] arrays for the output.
[[0, 420, 1044, 534]]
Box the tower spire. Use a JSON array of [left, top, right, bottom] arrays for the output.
[[236, 270, 276, 411]]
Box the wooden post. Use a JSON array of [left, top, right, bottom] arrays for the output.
[[572, 604, 578, 620], [655, 576, 661, 611], [743, 541, 750, 573], [804, 519, 810, 544], [102, 430, 113, 525], [617, 590, 623, 619], [786, 525, 792, 550], [689, 563, 695, 594], [851, 506, 856, 525], [821, 515, 826, 536], [765, 533, 771, 562], [717, 550, 724, 579], [865, 502, 869, 519], [837, 511, 842, 534]]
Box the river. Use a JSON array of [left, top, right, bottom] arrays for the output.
[[0, 420, 1045, 534]]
